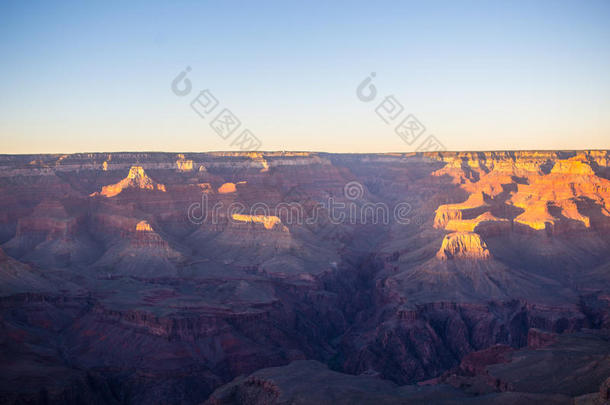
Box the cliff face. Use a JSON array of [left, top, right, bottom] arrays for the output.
[[432, 151, 610, 235], [436, 232, 491, 260], [98, 165, 167, 197], [0, 151, 609, 404], [205, 330, 610, 405]]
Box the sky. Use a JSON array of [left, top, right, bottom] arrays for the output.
[[1, 0, 609, 154]]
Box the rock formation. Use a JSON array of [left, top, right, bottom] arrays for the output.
[[231, 214, 284, 230], [93, 165, 167, 197], [218, 182, 237, 194], [0, 151, 609, 404], [436, 232, 491, 260]]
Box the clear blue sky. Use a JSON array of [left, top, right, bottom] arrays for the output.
[[1, 0, 609, 153]]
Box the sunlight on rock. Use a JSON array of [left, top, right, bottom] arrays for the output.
[[94, 166, 166, 197], [231, 214, 282, 230], [218, 182, 237, 194], [135, 220, 153, 232]]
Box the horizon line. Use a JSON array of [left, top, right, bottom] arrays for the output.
[[2, 148, 610, 157]]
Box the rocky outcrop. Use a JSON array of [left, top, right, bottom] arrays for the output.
[[2, 199, 98, 267], [526, 328, 557, 348], [437, 232, 491, 260], [218, 182, 237, 194], [434, 330, 610, 401], [434, 193, 489, 229], [231, 214, 284, 231], [93, 165, 167, 197], [176, 154, 194, 171]]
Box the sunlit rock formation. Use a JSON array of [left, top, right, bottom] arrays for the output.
[[434, 193, 489, 229], [93, 165, 167, 197], [444, 211, 510, 235], [92, 217, 182, 277], [231, 214, 284, 230], [175, 154, 194, 171], [135, 220, 154, 232], [432, 151, 610, 236], [218, 182, 237, 194], [437, 232, 491, 260]]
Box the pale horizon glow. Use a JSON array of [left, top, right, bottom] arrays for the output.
[[1, 0, 609, 154]]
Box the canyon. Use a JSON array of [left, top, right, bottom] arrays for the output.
[[0, 150, 609, 404]]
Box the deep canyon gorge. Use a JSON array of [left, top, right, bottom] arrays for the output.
[[1, 151, 609, 404]]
